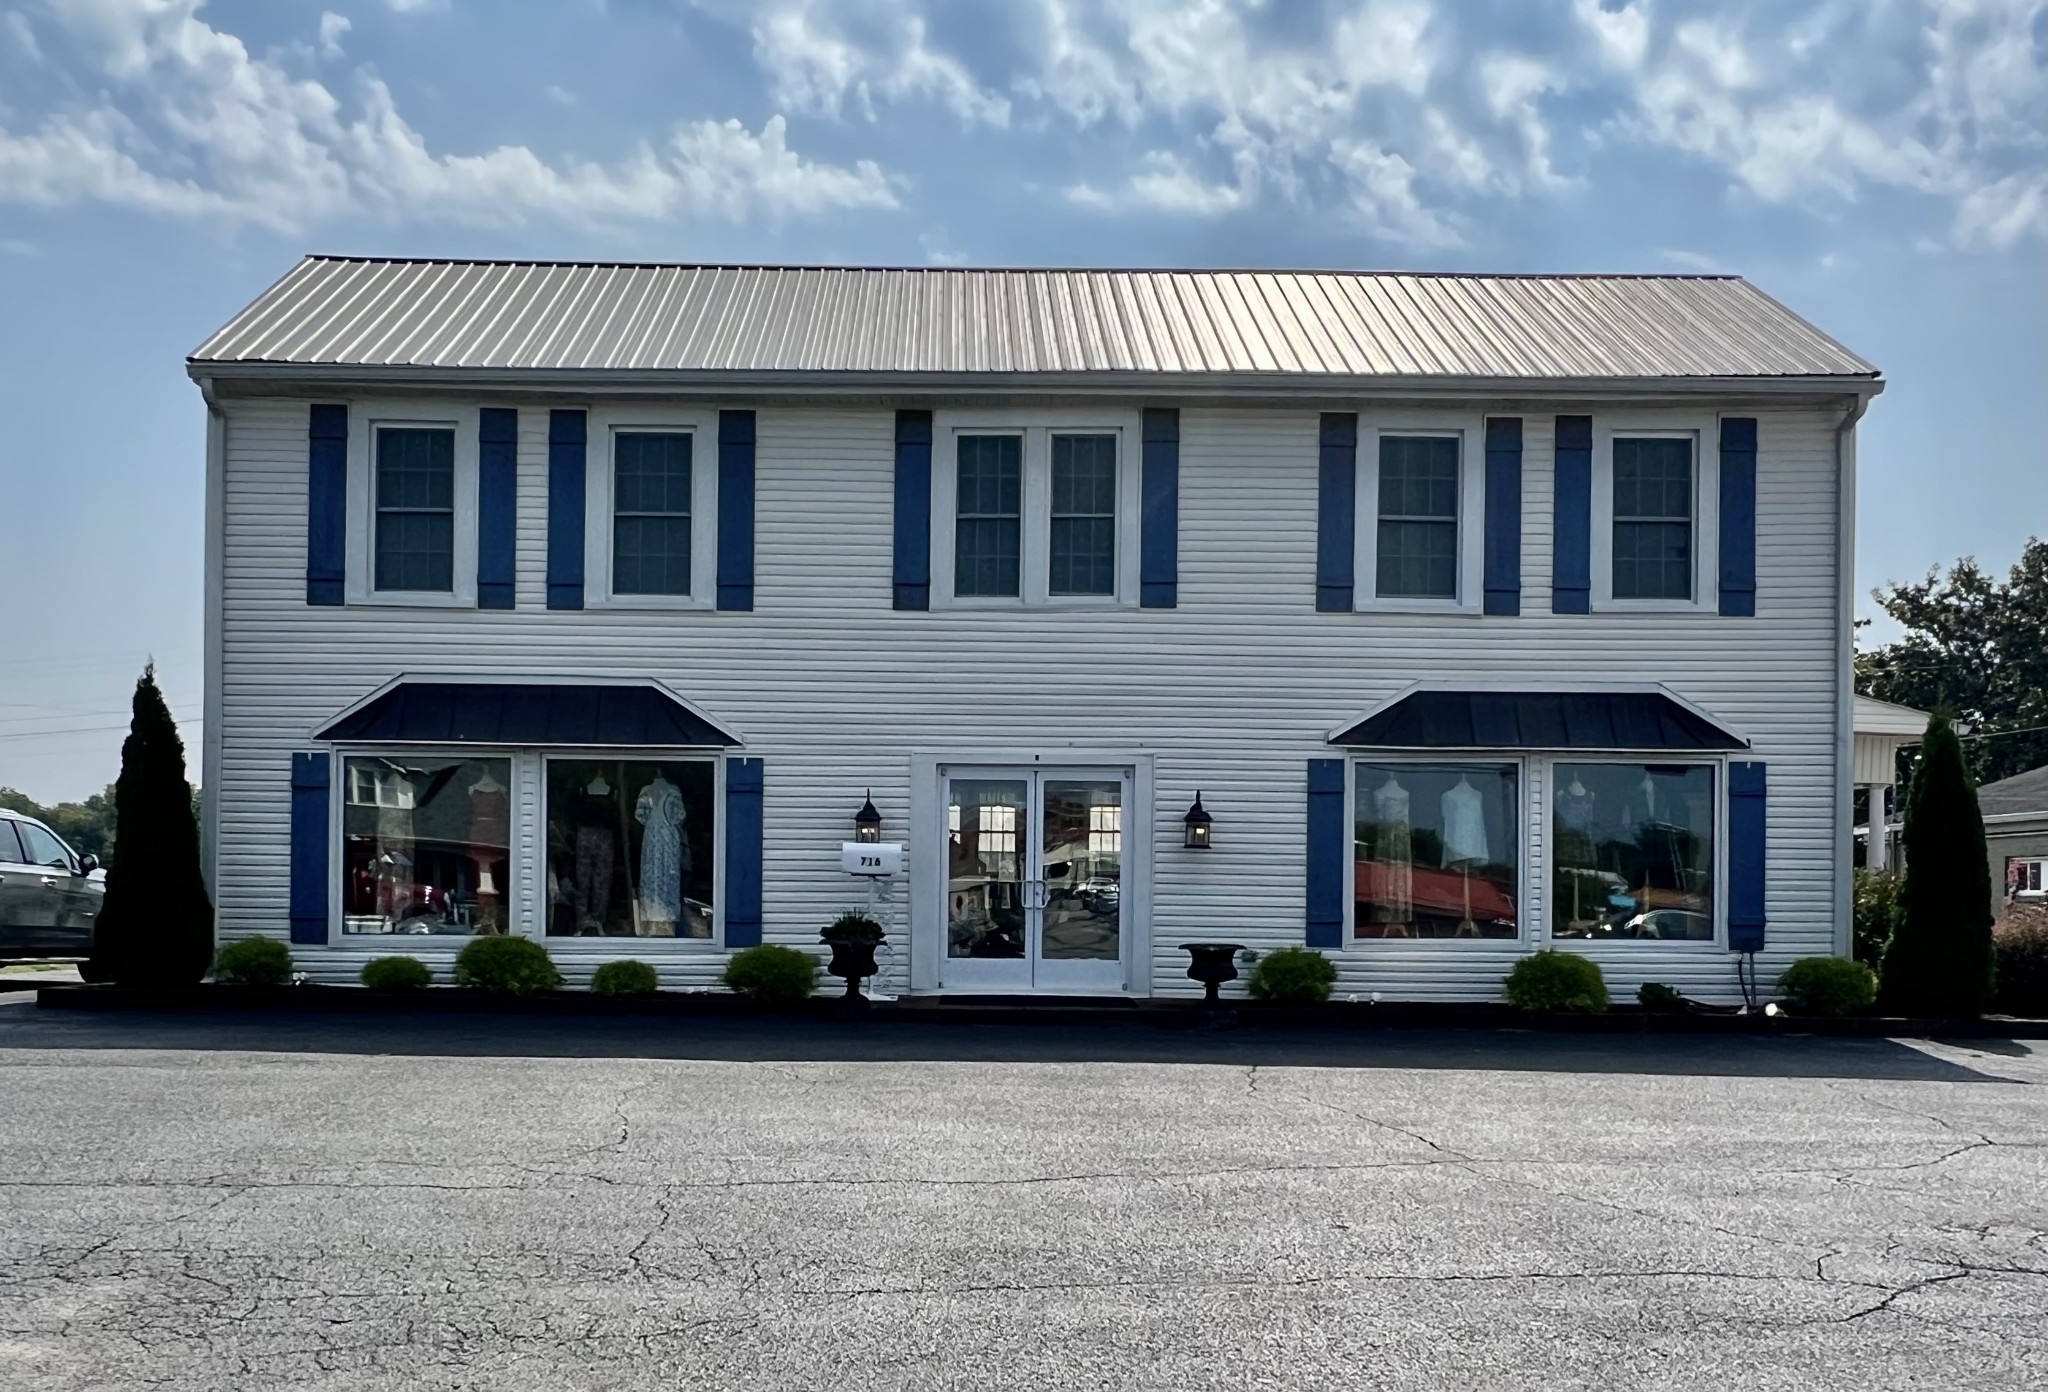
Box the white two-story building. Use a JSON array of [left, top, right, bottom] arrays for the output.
[[190, 259, 1880, 1002]]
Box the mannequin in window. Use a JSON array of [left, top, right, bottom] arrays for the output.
[[1555, 774, 1598, 932], [572, 771, 616, 934], [1371, 774, 1415, 937], [635, 773, 685, 937], [1441, 775, 1489, 937], [467, 769, 510, 934]]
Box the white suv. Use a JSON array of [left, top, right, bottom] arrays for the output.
[[0, 809, 103, 960]]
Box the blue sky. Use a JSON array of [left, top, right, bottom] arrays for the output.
[[0, 0, 2043, 802]]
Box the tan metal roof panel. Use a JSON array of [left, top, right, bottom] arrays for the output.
[[191, 257, 1880, 381]]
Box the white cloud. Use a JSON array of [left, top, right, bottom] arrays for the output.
[[0, 0, 901, 233], [1574, 0, 1649, 70], [318, 11, 351, 60], [383, 0, 445, 13], [545, 84, 576, 107], [1065, 151, 1246, 217], [3, 10, 45, 63]]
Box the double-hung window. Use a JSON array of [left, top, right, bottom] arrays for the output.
[[374, 428, 456, 592], [585, 410, 716, 607], [934, 414, 1139, 605], [346, 406, 479, 606], [1591, 420, 1719, 610], [1352, 417, 1484, 610]]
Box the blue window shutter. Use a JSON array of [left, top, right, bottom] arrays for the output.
[[1552, 415, 1592, 614], [1728, 761, 1767, 951], [1718, 417, 1758, 617], [1483, 416, 1523, 615], [1140, 407, 1179, 608], [546, 409, 586, 610], [306, 404, 347, 606], [893, 410, 932, 610], [718, 409, 756, 611], [477, 407, 518, 610], [724, 757, 764, 948], [288, 752, 331, 945], [1306, 758, 1347, 947], [1316, 413, 1356, 612]]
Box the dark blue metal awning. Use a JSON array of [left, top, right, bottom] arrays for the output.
[[318, 682, 740, 747], [1329, 690, 1746, 751]]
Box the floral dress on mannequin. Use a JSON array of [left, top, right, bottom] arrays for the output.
[[634, 775, 686, 936]]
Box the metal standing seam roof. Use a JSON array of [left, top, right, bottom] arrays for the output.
[[316, 682, 741, 747], [190, 257, 1880, 382], [1328, 690, 1750, 750]]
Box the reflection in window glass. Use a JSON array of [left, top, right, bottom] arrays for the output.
[[1552, 763, 1715, 941], [1354, 762, 1518, 939], [342, 755, 511, 935], [946, 780, 1026, 959], [546, 759, 716, 938]]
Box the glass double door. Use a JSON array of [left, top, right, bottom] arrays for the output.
[[941, 767, 1129, 994]]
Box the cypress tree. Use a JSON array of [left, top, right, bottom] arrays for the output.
[[1878, 710, 1994, 1017], [87, 665, 214, 986]]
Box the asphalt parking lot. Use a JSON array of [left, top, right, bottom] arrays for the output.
[[1, 998, 2043, 1390]]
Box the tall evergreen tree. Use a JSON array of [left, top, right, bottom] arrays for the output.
[[1878, 711, 1994, 1017], [88, 665, 213, 986]]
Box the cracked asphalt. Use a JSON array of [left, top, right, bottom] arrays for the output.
[[1, 1000, 2044, 1390]]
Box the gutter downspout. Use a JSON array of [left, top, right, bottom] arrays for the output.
[[1835, 390, 1874, 959], [198, 377, 225, 925]]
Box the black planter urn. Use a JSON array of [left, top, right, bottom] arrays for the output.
[[1179, 943, 1248, 1005], [824, 938, 881, 1003]]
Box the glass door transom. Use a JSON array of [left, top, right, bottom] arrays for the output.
[[942, 769, 1128, 993]]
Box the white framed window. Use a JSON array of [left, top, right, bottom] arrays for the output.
[[931, 411, 1142, 607], [1548, 758, 1723, 946], [1591, 417, 1721, 611], [345, 404, 480, 606], [2011, 857, 2047, 898], [584, 407, 718, 609], [335, 751, 514, 939], [1351, 415, 1485, 611], [542, 755, 722, 943], [1348, 756, 1526, 942]]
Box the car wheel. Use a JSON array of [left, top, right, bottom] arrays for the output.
[[77, 954, 111, 983]]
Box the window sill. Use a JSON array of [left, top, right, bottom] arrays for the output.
[[347, 591, 478, 610], [583, 594, 718, 612], [1351, 599, 1484, 617], [1346, 935, 1527, 949], [1591, 599, 1714, 615], [934, 596, 1133, 610]]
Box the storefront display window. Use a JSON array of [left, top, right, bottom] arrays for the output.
[[341, 755, 512, 935], [1353, 761, 1519, 939], [1552, 762, 1715, 941], [546, 759, 716, 939]]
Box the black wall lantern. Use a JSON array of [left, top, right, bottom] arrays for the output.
[[853, 791, 883, 843], [1183, 792, 1213, 849]]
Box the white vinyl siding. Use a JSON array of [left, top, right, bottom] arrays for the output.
[[212, 397, 1846, 1001]]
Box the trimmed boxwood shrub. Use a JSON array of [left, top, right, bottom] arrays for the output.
[[361, 956, 432, 991], [1246, 947, 1337, 1003], [1504, 951, 1608, 1013], [1637, 982, 1687, 1013], [213, 937, 292, 987], [591, 960, 660, 996], [1779, 956, 1878, 1017], [723, 944, 817, 1005], [453, 936, 563, 995]]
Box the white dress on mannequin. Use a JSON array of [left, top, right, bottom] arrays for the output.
[[1441, 777, 1489, 865], [1372, 775, 1414, 933]]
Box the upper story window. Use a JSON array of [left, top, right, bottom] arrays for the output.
[[373, 427, 456, 593], [584, 410, 717, 609], [1612, 437, 1694, 601], [1351, 417, 1484, 611], [932, 413, 1140, 607]]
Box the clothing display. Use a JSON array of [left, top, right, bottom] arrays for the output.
[[635, 775, 686, 933], [573, 825, 615, 933], [1440, 777, 1489, 865], [467, 774, 510, 927], [1371, 775, 1415, 933]]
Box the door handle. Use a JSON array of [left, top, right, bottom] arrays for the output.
[[39, 877, 59, 887]]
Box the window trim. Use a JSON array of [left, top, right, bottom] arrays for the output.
[[1351, 413, 1486, 614], [2011, 856, 2048, 898], [1591, 416, 1721, 613], [539, 751, 727, 949], [583, 407, 719, 611], [1341, 753, 1532, 949], [930, 410, 1142, 609], [345, 404, 480, 607], [1540, 753, 1728, 952]]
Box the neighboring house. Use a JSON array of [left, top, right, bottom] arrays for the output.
[[1850, 694, 1932, 870], [188, 259, 1882, 1002], [1981, 765, 2048, 932]]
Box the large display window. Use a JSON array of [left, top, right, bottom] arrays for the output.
[[1353, 760, 1520, 939], [545, 758, 717, 939], [1551, 762, 1716, 941], [341, 755, 512, 935]]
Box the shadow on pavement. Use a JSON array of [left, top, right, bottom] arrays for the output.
[[0, 998, 2013, 1082]]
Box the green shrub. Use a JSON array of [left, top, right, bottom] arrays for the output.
[[1852, 868, 1901, 967], [453, 936, 563, 995], [1993, 915, 2048, 1016], [1778, 956, 1878, 1016], [1246, 947, 1337, 1003], [1879, 712, 1994, 1017], [722, 944, 817, 1005], [212, 937, 292, 987], [591, 960, 660, 996], [1637, 982, 1687, 1013], [361, 956, 431, 991], [1503, 951, 1608, 1013], [820, 912, 886, 946]]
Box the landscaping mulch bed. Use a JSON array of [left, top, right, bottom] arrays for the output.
[[30, 983, 2048, 1039]]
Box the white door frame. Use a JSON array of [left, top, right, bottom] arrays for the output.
[[908, 751, 1155, 996]]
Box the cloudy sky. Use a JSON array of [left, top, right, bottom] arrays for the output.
[[0, 0, 2043, 801]]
